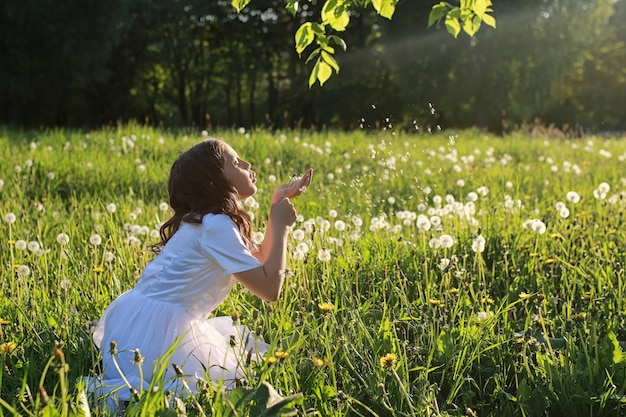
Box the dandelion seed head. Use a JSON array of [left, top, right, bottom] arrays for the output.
[[27, 241, 40, 252], [15, 240, 27, 250], [317, 249, 331, 262], [3, 213, 16, 224], [89, 234, 102, 245], [472, 235, 486, 253], [17, 265, 30, 277], [56, 233, 70, 245]]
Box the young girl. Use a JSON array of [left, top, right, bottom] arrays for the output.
[[87, 138, 313, 409]]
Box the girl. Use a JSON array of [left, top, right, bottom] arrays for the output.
[[87, 138, 313, 409]]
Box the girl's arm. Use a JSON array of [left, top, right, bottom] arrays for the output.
[[235, 169, 313, 302], [255, 168, 313, 263], [234, 198, 296, 302]]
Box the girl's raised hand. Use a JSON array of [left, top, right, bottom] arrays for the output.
[[272, 168, 314, 203]]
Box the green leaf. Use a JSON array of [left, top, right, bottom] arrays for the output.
[[321, 51, 339, 72], [463, 14, 481, 37], [232, 381, 303, 416], [305, 48, 321, 64], [316, 61, 333, 86], [285, 0, 299, 16], [329, 35, 347, 51], [295, 23, 316, 56], [473, 0, 490, 16], [372, 0, 396, 20], [322, 0, 350, 31], [445, 14, 461, 38], [482, 13, 496, 28], [231, 0, 250, 13], [428, 3, 447, 27]]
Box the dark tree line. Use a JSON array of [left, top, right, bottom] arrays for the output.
[[1, 0, 624, 133]]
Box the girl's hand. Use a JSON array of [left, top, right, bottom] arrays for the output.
[[270, 197, 297, 227], [272, 168, 314, 203]]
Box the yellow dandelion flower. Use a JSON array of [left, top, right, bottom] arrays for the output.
[[8, 239, 15, 245], [318, 302, 335, 313], [516, 337, 526, 344], [0, 318, 10, 325], [448, 288, 460, 295], [0, 342, 17, 355], [543, 258, 556, 265], [518, 292, 532, 301], [265, 356, 277, 365], [550, 233, 564, 240], [428, 299, 443, 306], [379, 353, 398, 368], [93, 266, 104, 273], [275, 351, 289, 360], [482, 297, 494, 305], [571, 312, 587, 322], [312, 358, 324, 367]]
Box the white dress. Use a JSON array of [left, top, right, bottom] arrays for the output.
[[87, 213, 265, 407]]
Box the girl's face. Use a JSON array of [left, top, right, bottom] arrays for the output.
[[222, 144, 257, 198]]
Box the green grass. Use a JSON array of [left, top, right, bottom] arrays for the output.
[[1, 124, 626, 416]]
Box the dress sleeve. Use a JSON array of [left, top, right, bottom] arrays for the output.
[[200, 214, 261, 275]]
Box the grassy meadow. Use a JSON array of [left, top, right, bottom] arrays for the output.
[[1, 125, 626, 416]]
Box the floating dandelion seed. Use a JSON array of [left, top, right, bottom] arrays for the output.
[[379, 353, 398, 368]]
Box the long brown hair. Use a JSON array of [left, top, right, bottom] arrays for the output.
[[151, 139, 254, 253]]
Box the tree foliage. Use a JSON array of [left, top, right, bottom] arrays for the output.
[[0, 0, 624, 132], [234, 0, 496, 86]]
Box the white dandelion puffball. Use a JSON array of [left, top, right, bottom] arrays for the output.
[[334, 220, 346, 231], [89, 234, 103, 245], [56, 233, 70, 245], [296, 242, 309, 254], [429, 238, 441, 249], [104, 251, 116, 263], [598, 182, 610, 194], [291, 229, 305, 241], [472, 235, 486, 253], [15, 240, 27, 250], [439, 258, 450, 271], [566, 191, 580, 204], [106, 203, 117, 214], [27, 241, 40, 252], [159, 202, 170, 211], [17, 265, 30, 277], [317, 249, 331, 262], [3, 212, 16, 224], [439, 234, 455, 248]]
